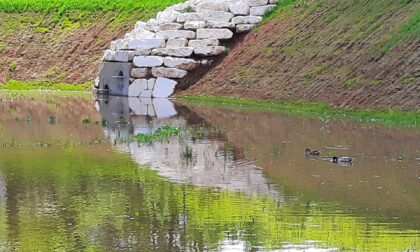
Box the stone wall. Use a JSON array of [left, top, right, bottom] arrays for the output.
[[95, 0, 278, 97]]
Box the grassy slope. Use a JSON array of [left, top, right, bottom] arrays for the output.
[[0, 0, 183, 88], [185, 0, 420, 110]]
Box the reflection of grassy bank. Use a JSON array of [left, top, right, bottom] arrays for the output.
[[0, 89, 91, 100], [0, 80, 91, 91], [0, 146, 418, 251], [179, 95, 420, 127]]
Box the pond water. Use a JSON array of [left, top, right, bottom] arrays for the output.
[[0, 91, 418, 251]]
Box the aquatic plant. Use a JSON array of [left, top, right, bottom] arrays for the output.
[[134, 125, 180, 144], [187, 123, 225, 142], [181, 146, 193, 159]]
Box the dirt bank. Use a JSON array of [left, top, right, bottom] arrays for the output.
[[183, 0, 420, 110], [0, 12, 136, 84]]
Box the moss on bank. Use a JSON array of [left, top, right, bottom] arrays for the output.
[[179, 95, 420, 127]]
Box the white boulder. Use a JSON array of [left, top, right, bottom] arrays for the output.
[[152, 47, 194, 57], [102, 50, 130, 62], [129, 79, 148, 97], [196, 2, 230, 12], [125, 28, 155, 39], [131, 68, 152, 78], [133, 56, 164, 67], [155, 30, 196, 40], [236, 24, 255, 33], [177, 13, 203, 22], [184, 21, 206, 30], [147, 78, 156, 90], [250, 5, 276, 16], [159, 23, 183, 30], [163, 57, 199, 70], [229, 1, 250, 15], [139, 90, 153, 98], [171, 2, 195, 12], [194, 46, 226, 56], [133, 49, 153, 56], [199, 10, 234, 22], [232, 16, 262, 24], [135, 21, 160, 32], [166, 38, 189, 47], [196, 29, 233, 40], [152, 78, 178, 98], [156, 10, 180, 22], [152, 67, 188, 78], [188, 38, 220, 47], [244, 0, 268, 6], [206, 21, 235, 29], [114, 39, 166, 50]]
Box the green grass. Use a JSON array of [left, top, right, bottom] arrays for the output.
[[179, 95, 420, 127], [382, 8, 420, 53], [0, 80, 91, 91], [0, 0, 184, 14], [260, 0, 296, 23]]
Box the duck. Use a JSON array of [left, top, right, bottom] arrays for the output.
[[332, 156, 353, 163], [305, 148, 320, 156], [323, 156, 353, 163]]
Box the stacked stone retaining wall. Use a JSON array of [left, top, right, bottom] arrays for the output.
[[95, 0, 279, 97]]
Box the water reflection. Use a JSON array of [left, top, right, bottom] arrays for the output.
[[0, 92, 418, 251], [97, 95, 282, 199]]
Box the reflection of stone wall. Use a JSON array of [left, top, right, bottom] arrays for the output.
[[127, 138, 282, 199], [96, 95, 179, 138], [98, 97, 283, 199], [95, 0, 278, 97]]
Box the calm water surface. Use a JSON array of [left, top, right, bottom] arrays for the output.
[[0, 91, 418, 251]]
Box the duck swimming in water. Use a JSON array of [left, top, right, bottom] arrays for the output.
[[305, 148, 320, 156], [332, 156, 352, 163], [323, 156, 353, 163]]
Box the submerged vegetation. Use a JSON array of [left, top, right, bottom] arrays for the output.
[[134, 125, 181, 144], [179, 96, 420, 127]]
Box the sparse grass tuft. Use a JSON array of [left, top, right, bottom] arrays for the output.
[[9, 61, 17, 71], [382, 9, 420, 54], [344, 76, 362, 87], [0, 41, 5, 52], [181, 146, 193, 159]]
